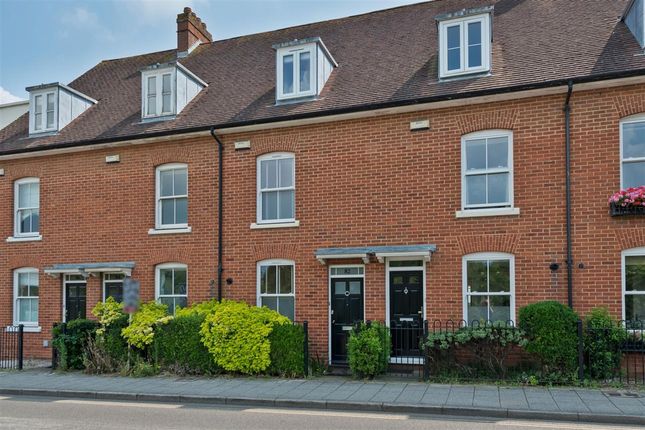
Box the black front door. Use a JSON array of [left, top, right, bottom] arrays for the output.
[[331, 278, 364, 363], [65, 281, 87, 321], [389, 270, 423, 357]]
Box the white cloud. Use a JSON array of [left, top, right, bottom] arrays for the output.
[[60, 7, 115, 41], [0, 87, 25, 104]]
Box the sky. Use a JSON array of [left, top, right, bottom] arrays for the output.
[[0, 0, 421, 103]]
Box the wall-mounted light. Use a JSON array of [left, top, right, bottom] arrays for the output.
[[549, 262, 560, 272], [226, 278, 233, 285], [234, 140, 251, 150], [0, 168, 4, 176], [105, 155, 120, 164], [410, 119, 430, 132]]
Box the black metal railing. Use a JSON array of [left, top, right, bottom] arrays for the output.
[[0, 325, 24, 370]]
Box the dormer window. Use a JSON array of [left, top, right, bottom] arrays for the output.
[[141, 62, 206, 121], [625, 0, 645, 48], [437, 10, 491, 79], [273, 37, 337, 103], [26, 83, 96, 136]]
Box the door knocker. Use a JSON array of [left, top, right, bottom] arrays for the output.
[[403, 287, 409, 295], [344, 291, 350, 297]]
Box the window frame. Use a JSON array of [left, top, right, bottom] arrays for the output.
[[439, 13, 491, 79], [13, 268, 39, 327], [622, 247, 645, 323], [256, 153, 296, 224], [155, 163, 188, 230], [276, 44, 317, 101], [155, 263, 188, 316], [29, 89, 57, 134], [462, 252, 515, 324], [256, 259, 296, 320], [141, 68, 176, 119], [14, 177, 40, 238], [103, 273, 125, 302], [461, 130, 514, 211], [620, 114, 645, 189]]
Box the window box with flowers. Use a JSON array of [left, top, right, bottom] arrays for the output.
[[609, 186, 645, 216]]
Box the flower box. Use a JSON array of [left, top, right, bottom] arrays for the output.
[[609, 186, 645, 217], [610, 202, 645, 216]]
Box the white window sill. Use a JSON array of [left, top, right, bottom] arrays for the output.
[[455, 208, 520, 218], [6, 235, 42, 243], [148, 227, 192, 235], [6, 325, 41, 333], [250, 220, 300, 230]]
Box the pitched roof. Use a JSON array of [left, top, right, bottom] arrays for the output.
[[2, 0, 644, 155]]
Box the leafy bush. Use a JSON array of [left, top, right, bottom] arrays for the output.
[[200, 300, 289, 374], [584, 308, 627, 380], [519, 301, 579, 378], [425, 324, 527, 379], [347, 322, 390, 379], [92, 297, 125, 336], [52, 319, 99, 370], [154, 313, 219, 375], [121, 302, 171, 350], [268, 323, 305, 377], [176, 299, 220, 318]]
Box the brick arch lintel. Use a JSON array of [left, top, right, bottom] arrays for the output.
[[618, 229, 645, 251], [149, 148, 193, 167], [252, 244, 300, 262], [456, 234, 520, 255], [149, 247, 194, 266], [250, 135, 300, 157], [456, 110, 519, 135], [612, 92, 645, 119]]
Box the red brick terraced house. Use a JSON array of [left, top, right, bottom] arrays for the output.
[[1, 0, 645, 363]]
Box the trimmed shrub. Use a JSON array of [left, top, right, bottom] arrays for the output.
[[584, 308, 627, 380], [268, 323, 305, 377], [121, 301, 171, 350], [200, 300, 289, 374], [176, 299, 220, 318], [347, 322, 390, 379], [519, 301, 579, 378], [53, 319, 98, 370], [154, 313, 219, 375]]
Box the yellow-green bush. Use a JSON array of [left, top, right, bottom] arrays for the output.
[[122, 302, 172, 349], [200, 300, 289, 374], [92, 297, 125, 337]]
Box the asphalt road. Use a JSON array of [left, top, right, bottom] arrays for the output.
[[0, 396, 640, 430]]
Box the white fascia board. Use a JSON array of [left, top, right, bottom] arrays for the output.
[[176, 62, 208, 87]]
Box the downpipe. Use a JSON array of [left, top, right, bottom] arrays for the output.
[[564, 81, 574, 309], [210, 127, 224, 302]]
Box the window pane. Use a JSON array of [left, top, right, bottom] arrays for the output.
[[466, 175, 486, 206], [466, 139, 486, 170], [162, 94, 171, 113], [262, 191, 278, 220], [335, 282, 346, 295], [105, 284, 124, 302], [175, 197, 187, 225], [349, 281, 361, 295], [175, 296, 187, 312], [265, 265, 277, 294], [282, 55, 294, 94], [160, 170, 174, 197], [448, 48, 461, 71], [20, 210, 33, 234], [489, 295, 511, 323], [161, 199, 175, 225], [447, 25, 461, 71], [468, 21, 481, 45], [31, 210, 39, 233], [625, 295, 645, 322], [626, 256, 645, 292], [467, 21, 482, 68], [46, 93, 55, 128], [447, 25, 460, 48], [34, 95, 42, 113], [18, 299, 32, 322], [147, 76, 156, 94], [162, 74, 171, 93], [488, 173, 510, 204], [466, 260, 487, 293], [265, 159, 278, 189], [278, 190, 294, 219], [299, 51, 311, 92], [174, 269, 187, 295], [487, 137, 509, 169], [18, 183, 30, 208], [260, 160, 268, 189], [262, 296, 277, 312], [623, 161, 645, 188], [489, 260, 510, 292], [623, 122, 645, 159], [278, 265, 293, 294], [160, 269, 173, 295], [260, 266, 268, 294], [467, 295, 488, 323], [147, 96, 156, 115], [174, 168, 187, 195], [278, 296, 295, 321], [278, 157, 293, 187], [18, 273, 30, 296], [389, 260, 423, 267], [159, 297, 174, 314]]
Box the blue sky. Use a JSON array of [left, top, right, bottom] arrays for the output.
[[0, 0, 420, 103]]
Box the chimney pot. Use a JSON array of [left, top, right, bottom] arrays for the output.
[[177, 7, 212, 54]]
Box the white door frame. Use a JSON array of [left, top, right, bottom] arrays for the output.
[[62, 274, 87, 322], [384, 257, 427, 329], [327, 264, 365, 364]]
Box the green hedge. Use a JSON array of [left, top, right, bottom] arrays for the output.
[[584, 308, 627, 380], [348, 322, 390, 379], [268, 323, 305, 377], [53, 319, 99, 370]]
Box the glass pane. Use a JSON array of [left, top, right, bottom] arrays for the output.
[[467, 260, 488, 293], [34, 113, 42, 130], [447, 25, 461, 71], [30, 183, 39, 207], [282, 54, 294, 94], [278, 296, 295, 321], [466, 139, 486, 170], [349, 281, 361, 295], [174, 269, 187, 295], [333, 267, 363, 276], [262, 191, 278, 220], [31, 210, 40, 233], [31, 298, 38, 322], [278, 157, 293, 187], [175, 296, 187, 312], [489, 260, 510, 292], [468, 21, 482, 45], [160, 170, 174, 197], [161, 199, 175, 225], [162, 74, 171, 93], [260, 160, 268, 189], [467, 295, 488, 324], [174, 168, 187, 195], [625, 295, 645, 322], [466, 175, 486, 206], [487, 137, 509, 169], [392, 275, 403, 285], [147, 95, 156, 115], [467, 21, 482, 68], [20, 210, 33, 234], [299, 51, 311, 92], [105, 284, 123, 302], [262, 296, 277, 312], [265, 159, 278, 189], [489, 295, 511, 323], [260, 266, 268, 294], [265, 265, 277, 294], [175, 197, 188, 224], [389, 260, 423, 267], [160, 269, 173, 295], [46, 93, 55, 128], [278, 265, 293, 294], [159, 297, 174, 314], [278, 190, 294, 219], [623, 121, 645, 159], [147, 76, 156, 95], [162, 94, 171, 113], [34, 95, 42, 113], [447, 25, 460, 49], [18, 299, 31, 322], [626, 256, 645, 292], [335, 281, 346, 295], [18, 273, 29, 296], [448, 48, 460, 71], [18, 183, 30, 208], [623, 161, 645, 188], [488, 173, 509, 204]]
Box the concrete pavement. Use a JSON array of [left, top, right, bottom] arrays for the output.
[[0, 369, 644, 425]]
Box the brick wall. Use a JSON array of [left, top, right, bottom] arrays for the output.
[[1, 82, 643, 360]]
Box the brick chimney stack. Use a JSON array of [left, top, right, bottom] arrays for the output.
[[177, 7, 212, 54]]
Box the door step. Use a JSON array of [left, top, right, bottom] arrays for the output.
[[327, 364, 351, 376]]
